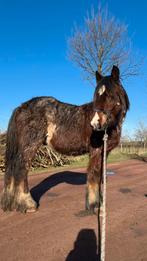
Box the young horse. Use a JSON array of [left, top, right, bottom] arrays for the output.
[[1, 65, 129, 213]]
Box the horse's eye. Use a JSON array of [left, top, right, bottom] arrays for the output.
[[98, 85, 106, 96]]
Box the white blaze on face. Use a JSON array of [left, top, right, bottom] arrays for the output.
[[90, 112, 100, 129], [98, 85, 106, 96]]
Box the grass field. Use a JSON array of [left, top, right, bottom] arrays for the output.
[[28, 149, 132, 175]]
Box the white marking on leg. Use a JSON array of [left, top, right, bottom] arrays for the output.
[[8, 177, 14, 192], [88, 183, 98, 205], [16, 184, 36, 211]]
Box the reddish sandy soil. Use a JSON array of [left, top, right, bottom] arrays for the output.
[[0, 159, 147, 261]]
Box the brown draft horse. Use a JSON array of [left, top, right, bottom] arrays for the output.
[[1, 66, 129, 213]]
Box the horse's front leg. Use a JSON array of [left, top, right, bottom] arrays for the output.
[[86, 148, 102, 213]]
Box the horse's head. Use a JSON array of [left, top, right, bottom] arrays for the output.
[[90, 65, 130, 131]]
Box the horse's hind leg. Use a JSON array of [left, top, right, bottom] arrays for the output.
[[1, 174, 15, 211], [86, 148, 102, 213], [1, 152, 37, 213], [1, 103, 48, 213], [14, 170, 37, 213]]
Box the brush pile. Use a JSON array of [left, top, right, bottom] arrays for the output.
[[31, 146, 70, 170]]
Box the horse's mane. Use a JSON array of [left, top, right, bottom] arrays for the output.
[[120, 85, 130, 111]]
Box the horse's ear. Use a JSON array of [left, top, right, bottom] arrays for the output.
[[95, 71, 102, 83], [111, 65, 120, 81]]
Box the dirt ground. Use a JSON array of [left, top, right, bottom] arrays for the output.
[[0, 159, 147, 261]]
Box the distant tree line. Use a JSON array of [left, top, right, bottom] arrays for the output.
[[120, 122, 147, 154]]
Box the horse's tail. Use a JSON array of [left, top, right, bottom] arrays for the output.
[[5, 108, 20, 179]]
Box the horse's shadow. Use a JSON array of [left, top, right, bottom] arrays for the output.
[[65, 228, 99, 261], [30, 171, 87, 207]]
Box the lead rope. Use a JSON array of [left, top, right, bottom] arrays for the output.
[[99, 129, 108, 261]]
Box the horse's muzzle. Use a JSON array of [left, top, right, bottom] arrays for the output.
[[90, 110, 109, 131]]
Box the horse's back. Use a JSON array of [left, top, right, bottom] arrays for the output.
[[14, 96, 80, 116]]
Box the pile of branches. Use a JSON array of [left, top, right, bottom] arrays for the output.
[[31, 146, 70, 170], [0, 133, 71, 172]]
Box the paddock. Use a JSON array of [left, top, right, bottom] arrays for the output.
[[0, 159, 147, 261]]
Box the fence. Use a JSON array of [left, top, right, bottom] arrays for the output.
[[119, 142, 147, 155]]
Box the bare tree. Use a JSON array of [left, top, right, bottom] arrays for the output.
[[134, 122, 147, 149], [67, 5, 141, 83]]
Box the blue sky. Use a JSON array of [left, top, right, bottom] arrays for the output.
[[0, 0, 146, 135]]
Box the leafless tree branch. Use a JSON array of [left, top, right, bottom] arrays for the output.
[[67, 5, 142, 83]]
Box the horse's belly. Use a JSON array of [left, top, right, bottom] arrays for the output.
[[50, 131, 88, 155]]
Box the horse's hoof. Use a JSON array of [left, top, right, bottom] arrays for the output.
[[14, 192, 37, 213], [26, 207, 37, 213], [75, 209, 96, 217]]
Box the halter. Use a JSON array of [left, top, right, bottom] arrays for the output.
[[94, 108, 110, 117]]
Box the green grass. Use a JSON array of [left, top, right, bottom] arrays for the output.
[[139, 152, 147, 157], [108, 150, 131, 163], [28, 150, 132, 175], [29, 154, 89, 175]]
